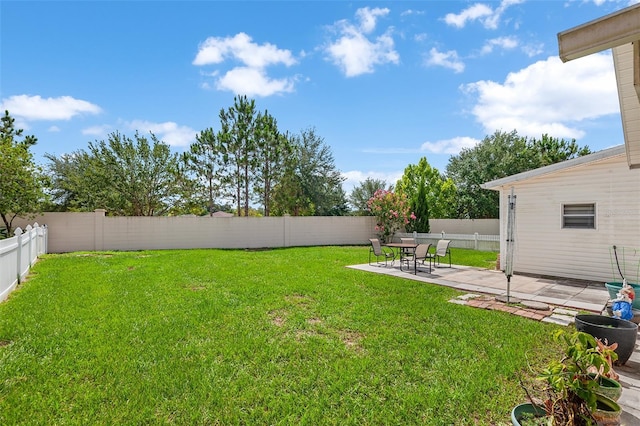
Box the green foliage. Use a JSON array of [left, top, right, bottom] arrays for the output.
[[272, 128, 348, 216], [182, 127, 226, 216], [218, 95, 258, 217], [0, 247, 558, 425], [47, 131, 184, 216], [0, 111, 47, 236], [408, 179, 430, 232], [533, 330, 618, 425], [367, 189, 415, 243], [349, 177, 389, 215], [191, 98, 342, 217], [446, 131, 591, 219], [252, 113, 291, 216], [44, 97, 345, 218], [396, 157, 457, 222]]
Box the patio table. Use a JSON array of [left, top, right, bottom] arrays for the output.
[[384, 242, 420, 274]]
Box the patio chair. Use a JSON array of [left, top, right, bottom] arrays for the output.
[[432, 239, 452, 267], [400, 237, 417, 257], [369, 238, 395, 267], [401, 243, 432, 273]]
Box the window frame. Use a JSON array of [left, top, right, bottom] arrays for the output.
[[561, 203, 596, 230]]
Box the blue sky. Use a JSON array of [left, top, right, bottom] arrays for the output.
[[2, 0, 637, 194]]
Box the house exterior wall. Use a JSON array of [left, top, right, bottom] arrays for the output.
[[496, 152, 640, 283]]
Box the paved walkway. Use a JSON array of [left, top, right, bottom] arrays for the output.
[[348, 262, 640, 425]]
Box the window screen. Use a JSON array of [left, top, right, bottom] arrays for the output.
[[562, 204, 595, 229]]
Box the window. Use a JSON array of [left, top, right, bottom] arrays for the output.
[[562, 203, 595, 229]]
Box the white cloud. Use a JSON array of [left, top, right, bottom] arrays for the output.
[[325, 7, 399, 77], [356, 7, 390, 33], [425, 48, 465, 73], [342, 170, 402, 194], [521, 43, 544, 58], [126, 120, 197, 147], [444, 4, 493, 28], [444, 0, 524, 30], [48, 125, 61, 132], [420, 137, 480, 154], [193, 32, 297, 97], [361, 137, 480, 159], [480, 36, 519, 55], [193, 32, 296, 68], [82, 124, 112, 137], [216, 67, 295, 97], [0, 95, 101, 121], [400, 9, 425, 17], [461, 53, 618, 139], [581, 0, 639, 6]]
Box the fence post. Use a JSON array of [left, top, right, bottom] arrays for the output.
[[25, 225, 33, 268], [15, 227, 23, 284], [283, 214, 290, 247], [33, 222, 40, 255], [43, 224, 48, 254], [441, 231, 445, 240], [94, 209, 106, 251], [474, 232, 479, 250]]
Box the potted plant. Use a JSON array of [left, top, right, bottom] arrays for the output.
[[513, 330, 622, 426], [574, 313, 638, 365]]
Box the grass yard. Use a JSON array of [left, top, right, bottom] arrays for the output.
[[0, 246, 562, 425]]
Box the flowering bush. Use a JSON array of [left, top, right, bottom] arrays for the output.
[[367, 189, 416, 243]]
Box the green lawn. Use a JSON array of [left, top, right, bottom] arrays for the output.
[[0, 246, 562, 425]]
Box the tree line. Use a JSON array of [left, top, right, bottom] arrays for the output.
[[44, 96, 348, 220], [1, 101, 591, 237], [350, 129, 591, 231]]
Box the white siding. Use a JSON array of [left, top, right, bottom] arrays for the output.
[[613, 43, 640, 167], [498, 153, 640, 283]]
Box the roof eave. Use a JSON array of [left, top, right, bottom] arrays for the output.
[[558, 3, 640, 62], [481, 145, 627, 190]]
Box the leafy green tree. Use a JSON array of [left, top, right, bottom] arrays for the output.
[[45, 150, 103, 212], [183, 127, 226, 216], [272, 128, 348, 216], [407, 179, 430, 233], [349, 177, 389, 215], [218, 95, 258, 217], [396, 157, 457, 222], [253, 112, 291, 216], [446, 130, 591, 219], [0, 111, 47, 236], [529, 133, 591, 166], [47, 131, 185, 216]]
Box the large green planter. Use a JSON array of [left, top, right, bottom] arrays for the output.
[[510, 403, 546, 426], [592, 394, 622, 425], [590, 373, 622, 402], [511, 396, 621, 425], [575, 314, 638, 365]]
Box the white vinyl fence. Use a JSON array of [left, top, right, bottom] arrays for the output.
[[0, 223, 48, 302], [394, 231, 500, 251]]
